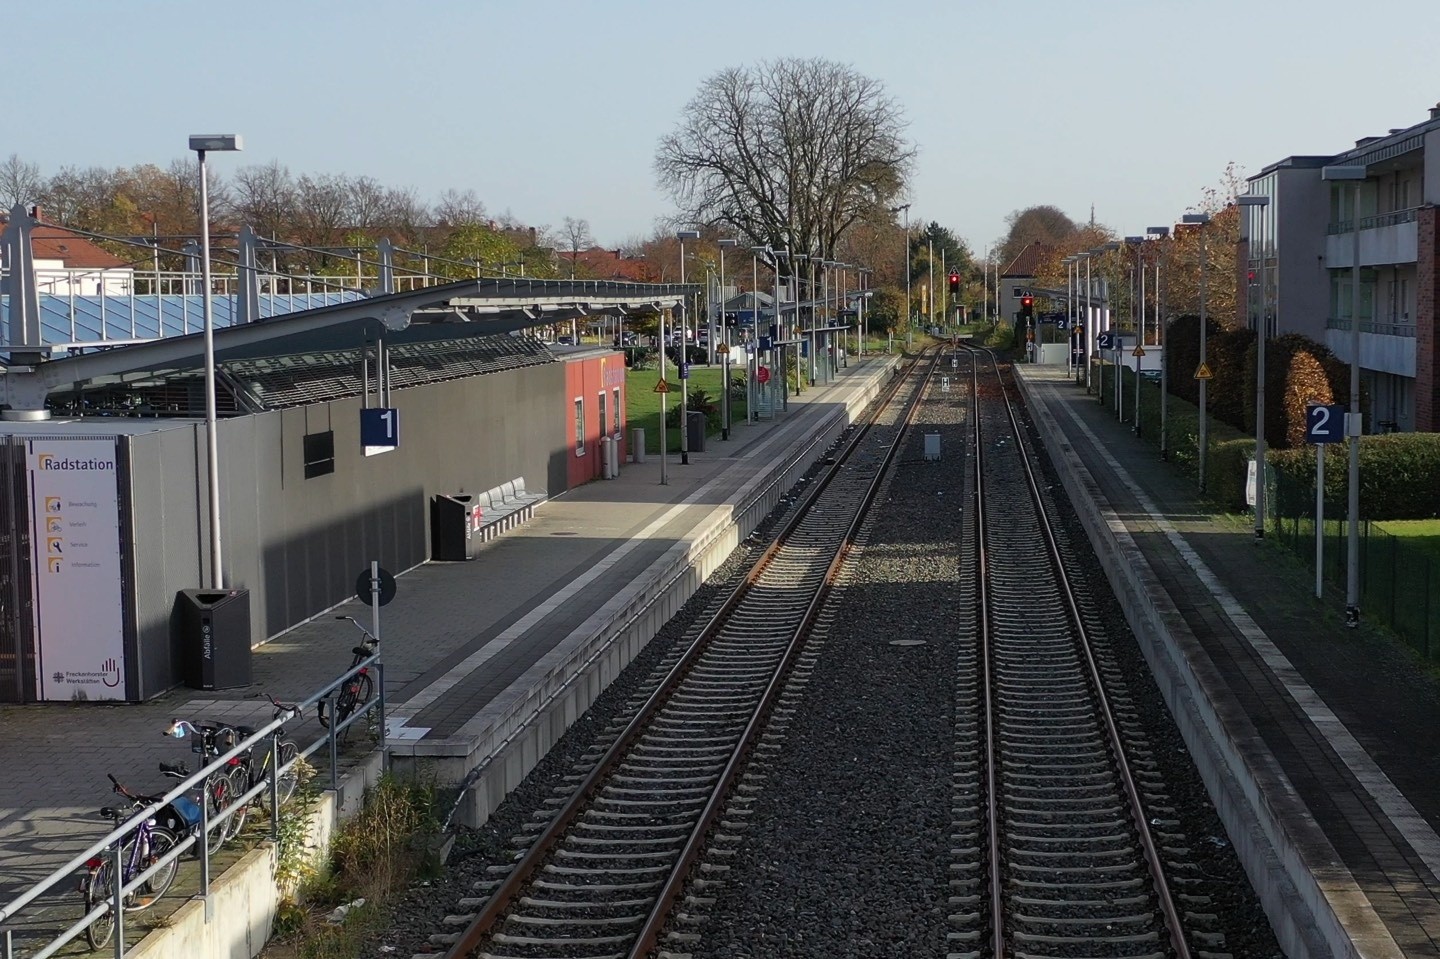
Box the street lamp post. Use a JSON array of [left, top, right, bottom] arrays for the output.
[[659, 304, 669, 485], [1148, 226, 1170, 459], [189, 134, 243, 590], [1124, 237, 1146, 435], [1062, 256, 1076, 377], [1323, 164, 1367, 626], [1237, 194, 1271, 539], [676, 230, 700, 465], [1182, 213, 1212, 491], [892, 204, 911, 350], [718, 238, 738, 439]]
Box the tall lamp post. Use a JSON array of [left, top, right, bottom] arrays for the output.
[[1322, 164, 1367, 626], [1124, 236, 1146, 434], [891, 204, 911, 350], [189, 134, 243, 590], [1077, 251, 1094, 390], [1182, 213, 1212, 491], [1062, 256, 1077, 376], [676, 230, 700, 464], [1237, 194, 1270, 539], [1147, 226, 1170, 459], [717, 238, 739, 438]]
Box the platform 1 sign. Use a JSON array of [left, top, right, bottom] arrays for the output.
[[361, 407, 399, 456]]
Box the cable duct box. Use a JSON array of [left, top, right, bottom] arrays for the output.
[[924, 433, 941, 461]]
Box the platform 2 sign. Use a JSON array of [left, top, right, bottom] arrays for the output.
[[361, 407, 399, 457], [1305, 404, 1346, 444], [27, 438, 126, 701]]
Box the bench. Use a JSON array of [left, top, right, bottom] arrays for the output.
[[473, 477, 546, 543]]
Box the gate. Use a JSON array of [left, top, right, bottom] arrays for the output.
[[0, 439, 34, 702]]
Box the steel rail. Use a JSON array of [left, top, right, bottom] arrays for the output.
[[442, 349, 935, 959], [626, 349, 941, 958], [972, 343, 1192, 959], [966, 346, 1007, 958]]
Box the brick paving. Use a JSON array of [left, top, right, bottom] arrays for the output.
[[1020, 365, 1440, 956]]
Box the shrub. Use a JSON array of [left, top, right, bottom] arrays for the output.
[[1208, 326, 1255, 432], [1270, 433, 1440, 520]]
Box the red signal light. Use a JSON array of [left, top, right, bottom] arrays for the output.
[[1021, 296, 1034, 306]]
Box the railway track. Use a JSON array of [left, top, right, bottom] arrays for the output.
[[954, 344, 1194, 959], [425, 349, 939, 959]]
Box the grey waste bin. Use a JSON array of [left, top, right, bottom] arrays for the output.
[[686, 411, 707, 453], [431, 493, 482, 561], [178, 588, 252, 690]]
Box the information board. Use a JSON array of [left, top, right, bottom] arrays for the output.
[[27, 439, 126, 700]]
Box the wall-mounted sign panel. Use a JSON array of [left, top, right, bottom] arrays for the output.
[[27, 439, 126, 700]]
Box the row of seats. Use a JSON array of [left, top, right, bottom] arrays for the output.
[[474, 477, 546, 543]]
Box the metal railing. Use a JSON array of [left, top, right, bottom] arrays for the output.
[[1327, 206, 1420, 235], [1324, 316, 1416, 337], [0, 653, 383, 959]]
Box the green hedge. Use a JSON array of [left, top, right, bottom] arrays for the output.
[[1270, 433, 1440, 520]]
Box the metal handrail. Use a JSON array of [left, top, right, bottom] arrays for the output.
[[1325, 316, 1416, 337], [1327, 206, 1420, 235], [0, 652, 383, 959]]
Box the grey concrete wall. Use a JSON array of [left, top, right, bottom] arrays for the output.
[[126, 361, 569, 690]]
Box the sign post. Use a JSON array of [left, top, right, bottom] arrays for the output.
[[1305, 404, 1346, 598]]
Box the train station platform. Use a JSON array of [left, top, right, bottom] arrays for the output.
[[1016, 364, 1440, 959], [0, 353, 901, 923]]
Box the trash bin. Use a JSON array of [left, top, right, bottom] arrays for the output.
[[431, 493, 482, 561], [686, 411, 707, 453], [178, 588, 252, 690]]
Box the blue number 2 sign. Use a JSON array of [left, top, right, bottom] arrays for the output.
[[1305, 404, 1346, 444], [361, 407, 400, 453]]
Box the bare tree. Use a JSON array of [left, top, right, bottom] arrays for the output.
[[433, 188, 487, 226], [655, 57, 914, 275], [0, 153, 43, 209], [561, 216, 594, 278], [231, 160, 296, 242]]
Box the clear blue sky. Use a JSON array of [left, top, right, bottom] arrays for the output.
[[6, 0, 1436, 258]]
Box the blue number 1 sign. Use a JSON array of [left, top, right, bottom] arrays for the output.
[[361, 407, 399, 455]]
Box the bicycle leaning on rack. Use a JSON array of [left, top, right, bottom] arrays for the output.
[[79, 775, 185, 950], [161, 718, 248, 853], [317, 615, 379, 740]]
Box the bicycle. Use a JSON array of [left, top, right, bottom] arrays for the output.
[[246, 695, 302, 810], [317, 615, 378, 740], [163, 718, 249, 851], [80, 776, 182, 950]]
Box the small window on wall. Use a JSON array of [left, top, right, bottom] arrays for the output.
[[612, 388, 622, 437], [574, 398, 585, 455], [303, 430, 335, 478]]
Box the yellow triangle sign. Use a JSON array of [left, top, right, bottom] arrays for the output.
[[1132, 344, 1146, 357], [653, 379, 671, 394], [1194, 361, 1214, 380]]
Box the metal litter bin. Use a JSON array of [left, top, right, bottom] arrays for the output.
[[178, 588, 252, 690], [431, 493, 482, 561]]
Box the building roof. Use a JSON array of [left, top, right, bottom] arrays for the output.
[[1001, 242, 1052, 279], [8, 210, 132, 270]]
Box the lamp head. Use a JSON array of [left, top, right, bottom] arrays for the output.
[[1181, 213, 1211, 225], [189, 134, 243, 152], [676, 230, 700, 241], [1146, 226, 1169, 237]]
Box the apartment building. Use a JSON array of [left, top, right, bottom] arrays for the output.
[[1240, 102, 1440, 432]]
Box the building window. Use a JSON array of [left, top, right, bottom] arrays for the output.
[[303, 430, 335, 479], [612, 388, 622, 437], [574, 398, 585, 456]]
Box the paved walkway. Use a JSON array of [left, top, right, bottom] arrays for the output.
[[0, 356, 894, 928], [1018, 365, 1440, 958]]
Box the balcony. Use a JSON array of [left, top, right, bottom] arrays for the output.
[[1325, 318, 1415, 377], [1326, 207, 1420, 268]]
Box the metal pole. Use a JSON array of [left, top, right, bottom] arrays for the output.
[[1346, 180, 1362, 625], [720, 245, 730, 439], [679, 242, 689, 466], [1085, 254, 1094, 391], [1199, 229, 1209, 492], [198, 150, 225, 589], [1158, 249, 1168, 460], [1135, 247, 1144, 437], [112, 838, 125, 959], [1316, 443, 1325, 599], [928, 237, 934, 336], [1255, 208, 1268, 540], [904, 208, 912, 349], [750, 255, 757, 423], [660, 307, 669, 484]]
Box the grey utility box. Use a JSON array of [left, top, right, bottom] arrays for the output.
[[686, 411, 707, 453], [924, 433, 941, 461]]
